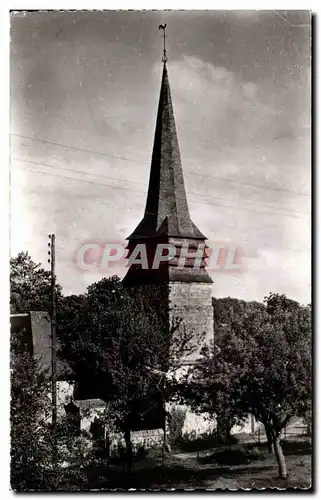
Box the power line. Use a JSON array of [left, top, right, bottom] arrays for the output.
[[12, 157, 308, 215], [17, 167, 146, 194], [11, 133, 146, 165], [10, 133, 310, 197], [17, 167, 308, 220], [12, 157, 146, 192], [190, 197, 307, 219], [189, 170, 310, 197]]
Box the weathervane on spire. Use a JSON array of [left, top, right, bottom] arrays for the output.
[[158, 23, 168, 63]]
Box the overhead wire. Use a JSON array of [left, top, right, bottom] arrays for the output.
[[12, 156, 308, 216], [16, 166, 308, 220], [10, 133, 310, 197]]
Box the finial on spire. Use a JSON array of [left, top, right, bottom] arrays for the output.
[[158, 23, 168, 63]]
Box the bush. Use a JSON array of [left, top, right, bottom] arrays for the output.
[[176, 431, 219, 452], [10, 345, 94, 491], [167, 407, 186, 445], [199, 445, 266, 465]]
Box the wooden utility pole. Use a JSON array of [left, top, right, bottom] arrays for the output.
[[162, 396, 166, 469], [48, 234, 57, 429]]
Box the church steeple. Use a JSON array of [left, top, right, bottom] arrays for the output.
[[128, 62, 205, 241], [123, 30, 213, 360], [124, 56, 212, 285]]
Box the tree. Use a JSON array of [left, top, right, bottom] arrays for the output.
[[10, 332, 92, 491], [57, 277, 197, 471], [11, 332, 51, 490], [182, 334, 248, 445], [167, 406, 187, 445], [186, 294, 311, 478], [188, 298, 264, 443], [10, 251, 62, 314]]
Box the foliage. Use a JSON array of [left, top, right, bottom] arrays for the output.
[[10, 251, 62, 314], [57, 277, 197, 469], [10, 252, 198, 475], [167, 406, 186, 444], [175, 431, 221, 453], [58, 278, 197, 406], [212, 297, 265, 324], [10, 334, 92, 491], [185, 294, 312, 478], [182, 298, 264, 440]]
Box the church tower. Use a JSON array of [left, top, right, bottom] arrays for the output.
[[123, 55, 214, 350]]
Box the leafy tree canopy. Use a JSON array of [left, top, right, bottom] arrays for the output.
[[185, 294, 311, 478], [10, 251, 62, 314]]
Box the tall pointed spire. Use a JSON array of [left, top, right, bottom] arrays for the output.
[[128, 62, 205, 240]]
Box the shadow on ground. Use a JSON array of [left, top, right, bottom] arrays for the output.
[[199, 446, 266, 466], [82, 439, 312, 490], [85, 463, 277, 489], [281, 440, 311, 456]]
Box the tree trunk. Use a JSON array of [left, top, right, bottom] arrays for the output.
[[267, 436, 273, 455], [217, 418, 232, 445], [264, 424, 273, 454], [273, 435, 287, 478], [124, 428, 132, 473]]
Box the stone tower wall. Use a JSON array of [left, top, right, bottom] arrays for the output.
[[169, 282, 214, 360]]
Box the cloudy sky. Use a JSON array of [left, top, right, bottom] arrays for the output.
[[10, 10, 311, 304]]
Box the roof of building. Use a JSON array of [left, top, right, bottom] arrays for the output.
[[10, 311, 73, 380]]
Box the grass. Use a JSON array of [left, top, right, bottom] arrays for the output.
[[83, 438, 312, 490]]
